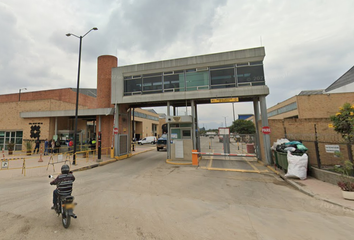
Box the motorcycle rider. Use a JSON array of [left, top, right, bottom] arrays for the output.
[[50, 164, 75, 209]]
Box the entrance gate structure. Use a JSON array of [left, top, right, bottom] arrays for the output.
[[111, 47, 272, 164]]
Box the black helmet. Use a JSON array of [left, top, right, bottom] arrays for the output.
[[61, 164, 70, 174]]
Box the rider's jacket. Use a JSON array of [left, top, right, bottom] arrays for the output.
[[50, 172, 75, 196]]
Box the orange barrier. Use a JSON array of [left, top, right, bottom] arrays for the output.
[[192, 150, 198, 166]]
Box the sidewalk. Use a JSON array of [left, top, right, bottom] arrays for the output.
[[267, 165, 354, 211], [0, 145, 155, 179]]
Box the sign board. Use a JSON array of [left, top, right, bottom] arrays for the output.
[[262, 126, 271, 134], [218, 128, 230, 135], [211, 97, 239, 103], [1, 160, 9, 169], [113, 128, 118, 134], [325, 145, 340, 153], [171, 133, 178, 139]]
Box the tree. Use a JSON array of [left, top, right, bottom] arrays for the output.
[[330, 102, 354, 163], [229, 119, 256, 134]]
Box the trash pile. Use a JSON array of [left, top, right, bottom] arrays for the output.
[[271, 139, 308, 154], [271, 138, 309, 180]]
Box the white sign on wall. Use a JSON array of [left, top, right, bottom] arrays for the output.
[[325, 145, 340, 153], [1, 160, 9, 169]]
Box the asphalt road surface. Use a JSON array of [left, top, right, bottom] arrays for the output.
[[1, 149, 354, 239]]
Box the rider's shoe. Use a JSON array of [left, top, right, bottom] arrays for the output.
[[51, 205, 55, 210]]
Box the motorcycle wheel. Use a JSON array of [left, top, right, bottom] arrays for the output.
[[62, 210, 71, 228]]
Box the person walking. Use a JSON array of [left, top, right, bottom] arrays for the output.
[[33, 138, 40, 154], [51, 139, 55, 154], [44, 139, 49, 155]]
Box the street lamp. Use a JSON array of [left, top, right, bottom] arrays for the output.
[[19, 88, 27, 101], [66, 27, 98, 165]]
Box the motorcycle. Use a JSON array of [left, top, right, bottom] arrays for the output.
[[49, 175, 77, 228]]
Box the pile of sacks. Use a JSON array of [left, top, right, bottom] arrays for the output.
[[272, 138, 308, 180], [271, 139, 308, 154]]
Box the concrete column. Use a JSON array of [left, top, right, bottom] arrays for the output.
[[191, 100, 196, 150], [253, 98, 261, 161], [260, 96, 272, 165], [114, 104, 119, 156], [55, 117, 58, 136], [167, 102, 171, 159]]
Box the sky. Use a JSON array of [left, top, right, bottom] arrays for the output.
[[1, 0, 354, 130]]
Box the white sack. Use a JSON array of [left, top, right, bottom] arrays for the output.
[[285, 151, 308, 180], [271, 138, 290, 150]]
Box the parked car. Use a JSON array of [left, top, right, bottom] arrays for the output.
[[138, 136, 157, 145], [156, 135, 167, 151]]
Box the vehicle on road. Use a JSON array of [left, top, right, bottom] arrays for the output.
[[49, 175, 77, 228], [156, 135, 167, 151], [138, 136, 157, 145]]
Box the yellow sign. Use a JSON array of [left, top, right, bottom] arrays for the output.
[[328, 124, 334, 128], [211, 98, 239, 103]]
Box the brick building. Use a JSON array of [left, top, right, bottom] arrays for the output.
[[0, 55, 159, 153], [264, 65, 354, 167]]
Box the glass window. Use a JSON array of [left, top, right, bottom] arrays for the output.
[[142, 76, 163, 94], [237, 65, 265, 85], [124, 78, 142, 95], [185, 71, 209, 91], [210, 68, 235, 89], [164, 74, 184, 92], [182, 130, 191, 137]]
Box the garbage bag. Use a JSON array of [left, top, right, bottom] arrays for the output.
[[285, 151, 308, 180]]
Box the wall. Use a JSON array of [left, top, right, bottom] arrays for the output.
[[297, 92, 354, 118], [268, 118, 352, 167]]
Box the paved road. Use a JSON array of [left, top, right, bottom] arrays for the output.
[[1, 150, 354, 239]]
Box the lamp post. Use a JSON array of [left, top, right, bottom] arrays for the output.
[[19, 88, 27, 101], [66, 27, 98, 165]]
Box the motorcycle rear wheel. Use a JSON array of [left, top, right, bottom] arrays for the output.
[[62, 210, 71, 228]]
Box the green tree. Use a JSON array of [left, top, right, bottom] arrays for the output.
[[229, 119, 256, 134], [330, 102, 354, 163]]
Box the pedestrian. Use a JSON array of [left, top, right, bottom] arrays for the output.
[[33, 138, 40, 154], [68, 139, 73, 152], [55, 139, 61, 153], [44, 139, 49, 155], [51, 139, 55, 154]]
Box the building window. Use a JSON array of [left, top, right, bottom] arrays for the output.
[[0, 131, 23, 151], [185, 71, 209, 91], [237, 65, 265, 86], [124, 78, 142, 95], [210, 68, 235, 89]]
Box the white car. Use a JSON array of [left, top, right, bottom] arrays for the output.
[[138, 136, 157, 145]]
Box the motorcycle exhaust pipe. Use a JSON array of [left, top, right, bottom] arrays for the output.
[[71, 213, 77, 219]]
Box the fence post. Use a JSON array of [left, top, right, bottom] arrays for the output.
[[314, 124, 321, 169]]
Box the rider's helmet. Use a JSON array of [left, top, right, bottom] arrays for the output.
[[61, 164, 70, 174]]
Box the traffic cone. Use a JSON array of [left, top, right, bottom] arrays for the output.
[[38, 145, 43, 162]]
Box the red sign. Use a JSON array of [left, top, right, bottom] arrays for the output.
[[113, 128, 118, 134], [262, 126, 271, 134]]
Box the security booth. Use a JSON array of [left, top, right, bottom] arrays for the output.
[[167, 116, 193, 161]]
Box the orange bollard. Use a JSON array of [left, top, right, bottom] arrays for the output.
[[192, 150, 198, 166]]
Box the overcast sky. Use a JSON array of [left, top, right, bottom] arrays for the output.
[[1, 0, 354, 129]]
